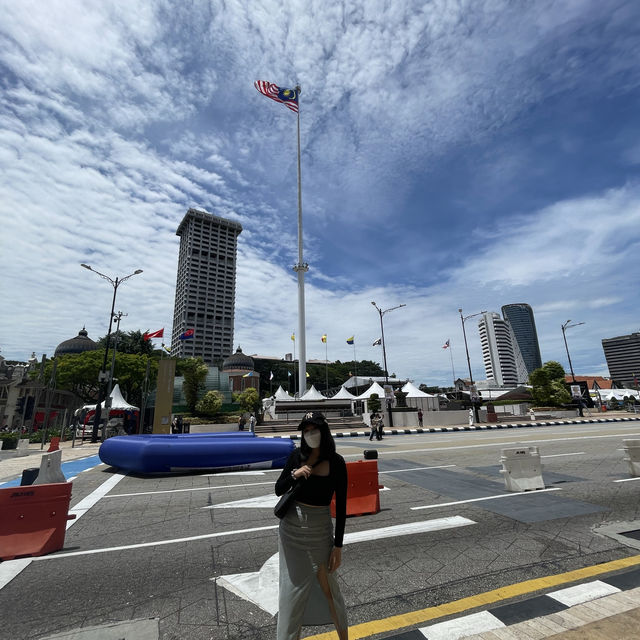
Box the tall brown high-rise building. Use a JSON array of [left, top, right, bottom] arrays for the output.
[[171, 208, 242, 364]]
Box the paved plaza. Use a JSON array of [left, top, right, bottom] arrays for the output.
[[1, 418, 640, 639]]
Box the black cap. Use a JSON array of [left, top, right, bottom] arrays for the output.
[[297, 411, 326, 430]]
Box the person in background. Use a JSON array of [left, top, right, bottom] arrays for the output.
[[275, 411, 348, 640], [249, 413, 256, 432], [417, 409, 423, 427]]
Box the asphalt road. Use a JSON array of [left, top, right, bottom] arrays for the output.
[[2, 420, 640, 640]]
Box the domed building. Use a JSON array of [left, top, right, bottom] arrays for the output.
[[55, 327, 99, 357], [222, 346, 259, 393]]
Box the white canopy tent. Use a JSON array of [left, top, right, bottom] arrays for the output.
[[100, 384, 139, 411], [274, 385, 295, 401], [591, 388, 639, 402], [301, 385, 326, 401], [401, 382, 439, 411], [355, 382, 387, 400], [331, 386, 356, 400]]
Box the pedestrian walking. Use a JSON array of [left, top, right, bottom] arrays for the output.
[[274, 412, 348, 640], [417, 409, 423, 427], [249, 413, 256, 432], [238, 414, 246, 431], [369, 412, 378, 440]]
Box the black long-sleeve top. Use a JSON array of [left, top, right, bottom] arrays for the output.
[[275, 449, 347, 547]]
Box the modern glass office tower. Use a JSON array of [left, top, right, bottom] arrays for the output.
[[478, 312, 529, 386], [602, 332, 640, 387], [171, 208, 242, 364], [501, 303, 543, 375]]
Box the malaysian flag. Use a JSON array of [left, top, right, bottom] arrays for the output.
[[254, 81, 299, 113]]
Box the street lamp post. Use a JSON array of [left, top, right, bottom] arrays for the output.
[[371, 301, 406, 429], [561, 320, 584, 383], [562, 319, 585, 416], [81, 264, 142, 442], [458, 308, 486, 422]]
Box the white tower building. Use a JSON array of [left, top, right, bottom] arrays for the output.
[[478, 312, 529, 386]]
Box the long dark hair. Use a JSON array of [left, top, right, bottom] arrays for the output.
[[299, 412, 335, 460]]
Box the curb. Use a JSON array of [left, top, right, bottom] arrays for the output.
[[262, 416, 638, 440]]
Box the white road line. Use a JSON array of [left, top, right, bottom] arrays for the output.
[[0, 558, 32, 590], [67, 472, 127, 528], [411, 487, 561, 510], [541, 452, 585, 458], [106, 480, 274, 498], [380, 465, 456, 474], [614, 476, 640, 483], [547, 580, 620, 607], [0, 471, 126, 592], [215, 516, 476, 615], [373, 431, 640, 458], [35, 524, 279, 560]]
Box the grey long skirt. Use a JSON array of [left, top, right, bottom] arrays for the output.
[[277, 502, 348, 640]]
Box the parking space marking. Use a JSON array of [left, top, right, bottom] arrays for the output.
[[541, 452, 585, 458], [411, 487, 561, 510], [106, 480, 274, 498], [614, 477, 640, 483], [215, 516, 477, 615], [67, 471, 127, 528], [380, 465, 456, 474], [35, 524, 280, 560]]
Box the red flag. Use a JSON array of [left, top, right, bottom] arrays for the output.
[[442, 339, 450, 349], [143, 328, 164, 340]]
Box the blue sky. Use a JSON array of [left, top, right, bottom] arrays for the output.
[[1, 0, 639, 386]]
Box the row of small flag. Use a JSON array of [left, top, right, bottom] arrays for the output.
[[292, 333, 383, 347], [142, 328, 193, 341]]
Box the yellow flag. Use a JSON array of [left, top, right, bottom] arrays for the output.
[[321, 334, 327, 343], [291, 333, 295, 341]]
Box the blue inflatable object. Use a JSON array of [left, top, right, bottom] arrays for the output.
[[99, 432, 295, 474]]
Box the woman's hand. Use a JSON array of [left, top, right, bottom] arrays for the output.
[[328, 547, 342, 573], [293, 464, 313, 480]]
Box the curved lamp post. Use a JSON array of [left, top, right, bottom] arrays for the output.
[[458, 308, 486, 421], [81, 264, 143, 442], [561, 319, 584, 383], [371, 301, 406, 429]]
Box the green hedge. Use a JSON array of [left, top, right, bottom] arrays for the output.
[[0, 433, 18, 449]]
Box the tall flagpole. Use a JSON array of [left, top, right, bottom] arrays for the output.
[[292, 85, 308, 397], [448, 340, 456, 389]]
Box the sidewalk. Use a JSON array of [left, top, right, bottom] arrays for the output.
[[0, 440, 101, 484]]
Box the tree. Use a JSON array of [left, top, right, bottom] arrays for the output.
[[419, 384, 442, 394], [180, 358, 208, 413], [367, 393, 381, 414], [542, 361, 566, 381], [37, 351, 158, 406], [234, 387, 261, 417], [529, 362, 571, 407], [97, 330, 159, 357], [196, 390, 224, 416]]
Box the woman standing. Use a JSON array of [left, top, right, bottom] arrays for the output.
[[275, 411, 348, 640]]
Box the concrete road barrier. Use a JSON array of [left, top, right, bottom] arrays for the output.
[[33, 449, 66, 484], [16, 438, 30, 457], [622, 439, 640, 477], [500, 446, 544, 492]]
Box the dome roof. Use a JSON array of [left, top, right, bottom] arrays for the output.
[[55, 327, 99, 357], [222, 346, 254, 371]]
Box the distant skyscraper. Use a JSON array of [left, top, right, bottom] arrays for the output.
[[602, 332, 640, 387], [171, 208, 242, 364], [478, 312, 529, 386], [501, 303, 542, 374]]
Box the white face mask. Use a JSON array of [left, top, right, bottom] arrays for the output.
[[303, 429, 321, 449]]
